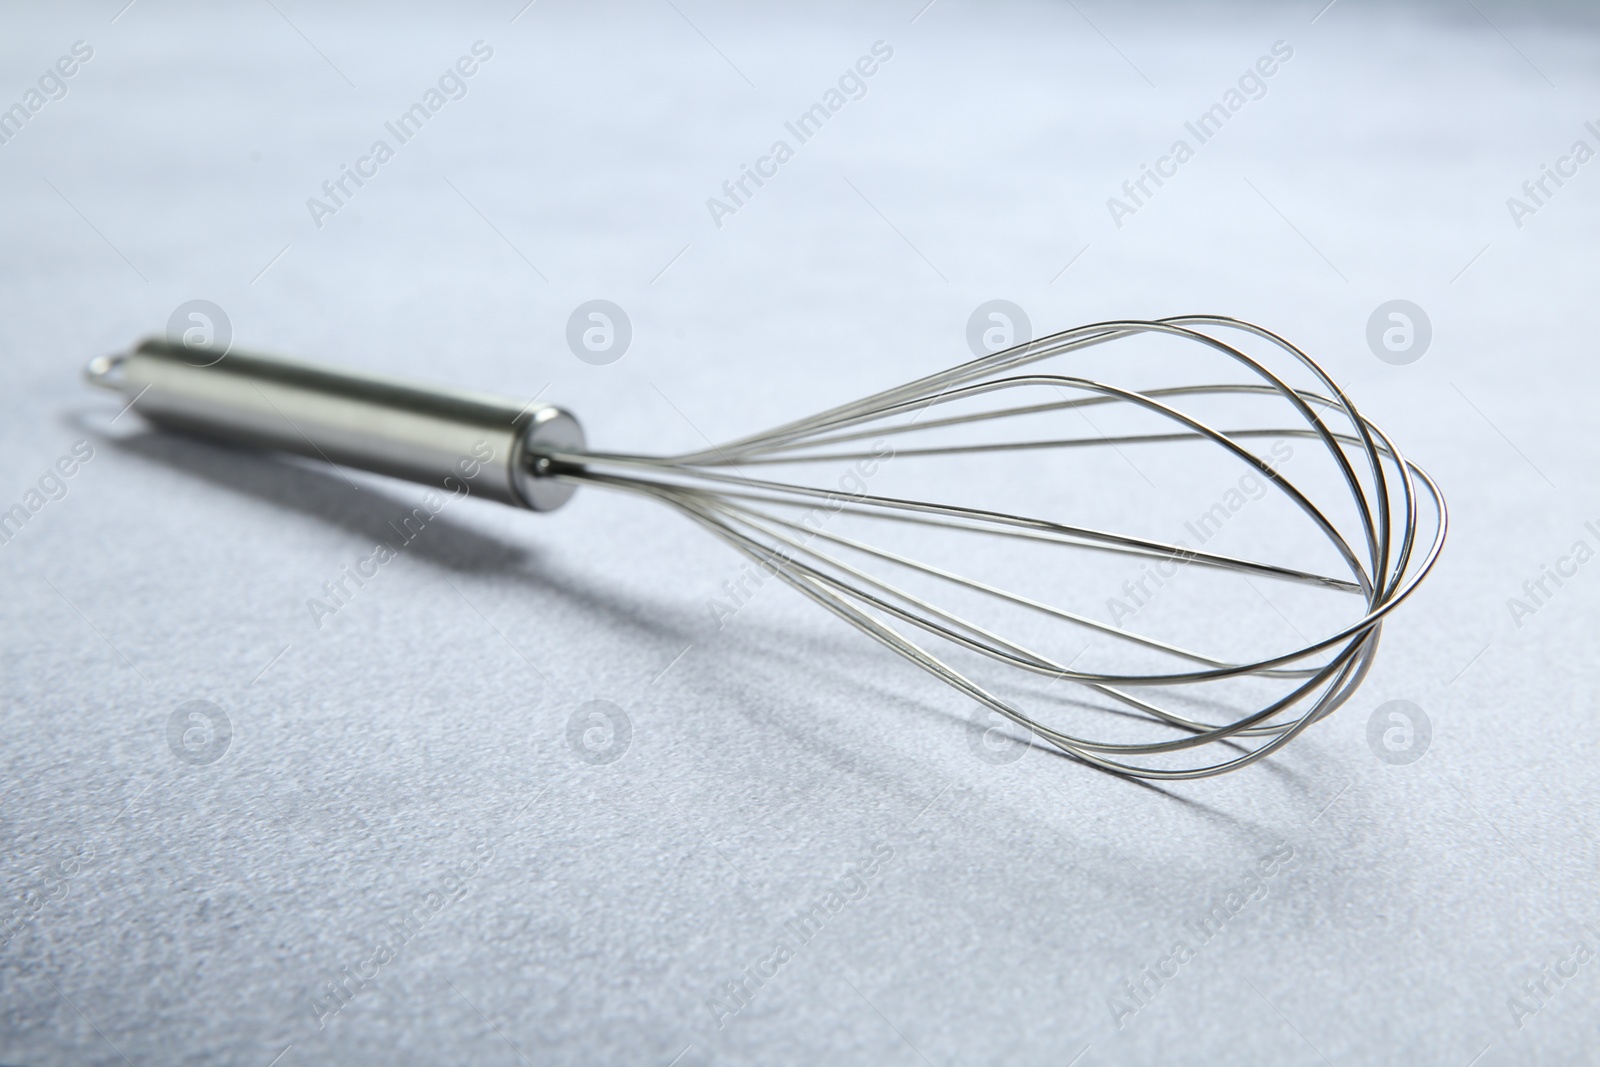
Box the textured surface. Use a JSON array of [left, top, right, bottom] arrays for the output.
[[2, 1, 1598, 1065]]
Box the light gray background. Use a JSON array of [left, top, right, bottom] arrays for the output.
[[2, 1, 1597, 1064]]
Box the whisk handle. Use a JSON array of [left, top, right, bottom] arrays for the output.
[[85, 339, 584, 512]]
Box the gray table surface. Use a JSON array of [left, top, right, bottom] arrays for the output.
[[2, 1, 1598, 1064]]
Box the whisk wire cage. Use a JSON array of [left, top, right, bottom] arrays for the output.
[[538, 316, 1446, 780]]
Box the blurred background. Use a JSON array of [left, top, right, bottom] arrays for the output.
[[2, 1, 1597, 1064]]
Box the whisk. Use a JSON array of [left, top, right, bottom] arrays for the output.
[[85, 316, 1445, 780]]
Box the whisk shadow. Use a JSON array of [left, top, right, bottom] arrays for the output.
[[709, 613, 1308, 811], [77, 413, 707, 652], [82, 418, 528, 572]]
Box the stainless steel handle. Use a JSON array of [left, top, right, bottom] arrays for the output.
[[87, 339, 584, 512]]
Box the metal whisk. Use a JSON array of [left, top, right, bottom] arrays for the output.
[[86, 316, 1445, 780]]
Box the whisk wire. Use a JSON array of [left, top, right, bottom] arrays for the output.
[[547, 316, 1445, 779]]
